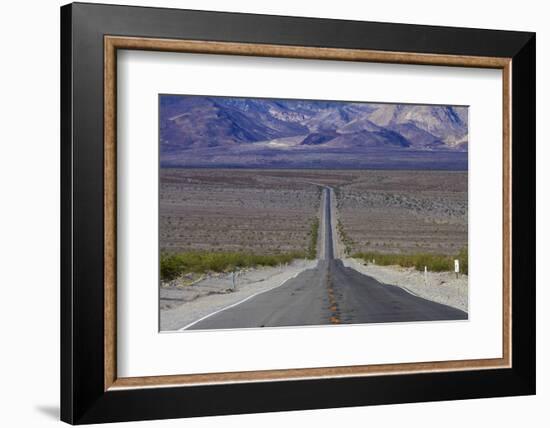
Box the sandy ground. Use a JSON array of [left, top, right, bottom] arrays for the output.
[[160, 169, 321, 255], [335, 170, 467, 255], [342, 258, 468, 312], [160, 259, 318, 331]]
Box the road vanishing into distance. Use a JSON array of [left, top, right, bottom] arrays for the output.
[[188, 187, 467, 330]]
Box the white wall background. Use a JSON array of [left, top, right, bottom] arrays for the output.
[[0, 0, 546, 426]]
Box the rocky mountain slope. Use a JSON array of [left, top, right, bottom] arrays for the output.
[[160, 95, 468, 170]]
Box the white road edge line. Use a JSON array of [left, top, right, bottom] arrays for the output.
[[398, 285, 421, 298], [178, 270, 303, 331]]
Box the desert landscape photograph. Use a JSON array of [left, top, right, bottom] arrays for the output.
[[159, 95, 469, 331]]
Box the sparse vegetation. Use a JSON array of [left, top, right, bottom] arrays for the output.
[[307, 218, 319, 259], [457, 246, 468, 275], [333, 187, 342, 208], [160, 251, 307, 281], [335, 170, 468, 256], [159, 169, 468, 277], [160, 169, 321, 255], [353, 247, 468, 274], [336, 219, 354, 255]]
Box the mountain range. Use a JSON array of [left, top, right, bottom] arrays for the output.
[[160, 95, 468, 170]]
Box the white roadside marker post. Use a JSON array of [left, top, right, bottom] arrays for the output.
[[232, 271, 236, 291], [424, 266, 428, 286], [454, 259, 460, 279]]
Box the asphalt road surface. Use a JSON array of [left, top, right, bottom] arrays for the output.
[[188, 187, 467, 330]]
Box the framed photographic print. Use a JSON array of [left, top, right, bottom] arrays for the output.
[[60, 2, 536, 424]]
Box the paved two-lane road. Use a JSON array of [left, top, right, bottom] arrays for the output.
[[187, 187, 467, 330]]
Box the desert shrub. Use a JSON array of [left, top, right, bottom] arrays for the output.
[[457, 246, 468, 274], [353, 248, 468, 274], [160, 250, 307, 280], [307, 218, 319, 259], [337, 219, 354, 255]]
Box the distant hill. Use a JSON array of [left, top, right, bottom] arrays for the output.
[[160, 95, 468, 170]]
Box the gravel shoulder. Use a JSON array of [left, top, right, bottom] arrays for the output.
[[160, 259, 318, 331], [342, 258, 468, 313]]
